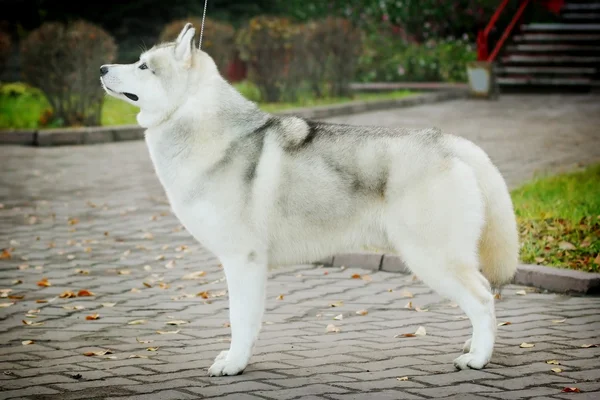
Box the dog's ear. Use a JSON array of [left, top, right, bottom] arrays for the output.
[[174, 25, 196, 67], [176, 23, 193, 44]]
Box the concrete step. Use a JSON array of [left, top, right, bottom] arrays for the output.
[[521, 23, 600, 31], [506, 44, 600, 52], [496, 66, 597, 75], [563, 3, 600, 11], [562, 13, 600, 20], [497, 76, 592, 85], [502, 54, 600, 63], [513, 33, 600, 42]]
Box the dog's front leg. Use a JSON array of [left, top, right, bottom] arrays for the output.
[[208, 254, 267, 376]]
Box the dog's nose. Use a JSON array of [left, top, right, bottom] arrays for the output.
[[100, 65, 109, 76]]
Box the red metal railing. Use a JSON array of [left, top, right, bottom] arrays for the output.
[[477, 0, 565, 62]]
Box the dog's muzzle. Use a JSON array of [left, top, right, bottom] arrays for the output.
[[100, 65, 139, 102]]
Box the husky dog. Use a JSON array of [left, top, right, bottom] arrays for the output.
[[100, 23, 519, 376]]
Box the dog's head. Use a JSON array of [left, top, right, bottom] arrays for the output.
[[100, 23, 214, 117]]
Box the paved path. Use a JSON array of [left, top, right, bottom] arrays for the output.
[[1, 94, 599, 399]]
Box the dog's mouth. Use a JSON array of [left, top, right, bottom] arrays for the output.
[[102, 82, 139, 102], [122, 92, 139, 101]]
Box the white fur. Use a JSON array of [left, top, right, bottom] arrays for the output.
[[101, 24, 519, 375]]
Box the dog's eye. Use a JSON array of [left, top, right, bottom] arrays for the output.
[[139, 63, 148, 70]]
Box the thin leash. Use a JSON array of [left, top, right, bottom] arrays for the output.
[[199, 0, 208, 49]]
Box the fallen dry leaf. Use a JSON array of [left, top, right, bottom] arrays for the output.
[[396, 376, 409, 381], [143, 265, 152, 271], [158, 282, 169, 290], [68, 218, 79, 226], [326, 324, 340, 333], [77, 290, 94, 297], [83, 349, 112, 357], [223, 322, 231, 328], [400, 291, 414, 298], [75, 269, 90, 275], [18, 265, 29, 271], [59, 290, 77, 299], [128, 354, 148, 359], [561, 387, 580, 393], [552, 318, 566, 324], [136, 337, 153, 344], [334, 314, 343, 321], [165, 260, 176, 269], [155, 255, 165, 261], [415, 307, 429, 312], [102, 303, 116, 307], [494, 293, 502, 300], [0, 249, 12, 259], [118, 270, 131, 275], [142, 232, 154, 240], [558, 241, 575, 250], [197, 291, 209, 299], [356, 309, 368, 316], [404, 301, 413, 309], [515, 290, 527, 296], [0, 302, 14, 308], [362, 275, 372, 282], [165, 320, 188, 326], [396, 333, 416, 338], [0, 289, 12, 297], [8, 295, 24, 300], [156, 329, 180, 335], [551, 367, 562, 373], [85, 313, 100, 320], [131, 288, 140, 293], [519, 342, 535, 348], [498, 322, 512, 327], [143, 282, 153, 288], [146, 347, 159, 351], [37, 278, 51, 287], [12, 280, 22, 285], [414, 326, 427, 336], [329, 301, 343, 308], [62, 305, 85, 311], [581, 343, 598, 348], [22, 320, 44, 326], [35, 299, 48, 304], [546, 360, 560, 365], [22, 340, 34, 346], [277, 294, 284, 300], [351, 273, 361, 279], [127, 320, 147, 325]]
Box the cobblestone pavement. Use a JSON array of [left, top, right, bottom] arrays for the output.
[[1, 94, 600, 399]]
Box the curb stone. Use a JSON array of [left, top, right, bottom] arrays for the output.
[[0, 90, 468, 147], [319, 253, 600, 294]]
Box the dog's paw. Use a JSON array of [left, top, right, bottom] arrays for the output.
[[462, 338, 472, 353], [208, 351, 247, 376], [453, 352, 489, 370]]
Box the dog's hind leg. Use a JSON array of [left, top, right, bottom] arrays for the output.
[[398, 248, 496, 369], [386, 159, 496, 369], [208, 253, 268, 376]]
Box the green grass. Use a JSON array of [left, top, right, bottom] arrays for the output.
[[259, 90, 415, 113], [0, 82, 416, 129], [511, 163, 600, 272]]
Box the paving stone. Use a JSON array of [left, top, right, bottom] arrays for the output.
[[1, 95, 599, 400], [185, 381, 280, 397]]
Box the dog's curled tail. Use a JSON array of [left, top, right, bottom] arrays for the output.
[[448, 136, 519, 287]]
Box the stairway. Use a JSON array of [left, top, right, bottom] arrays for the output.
[[496, 0, 600, 91]]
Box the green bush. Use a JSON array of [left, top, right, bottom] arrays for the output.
[[303, 17, 364, 97], [20, 20, 117, 127], [236, 16, 302, 102], [160, 18, 235, 76], [0, 31, 11, 76], [357, 32, 476, 83]]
